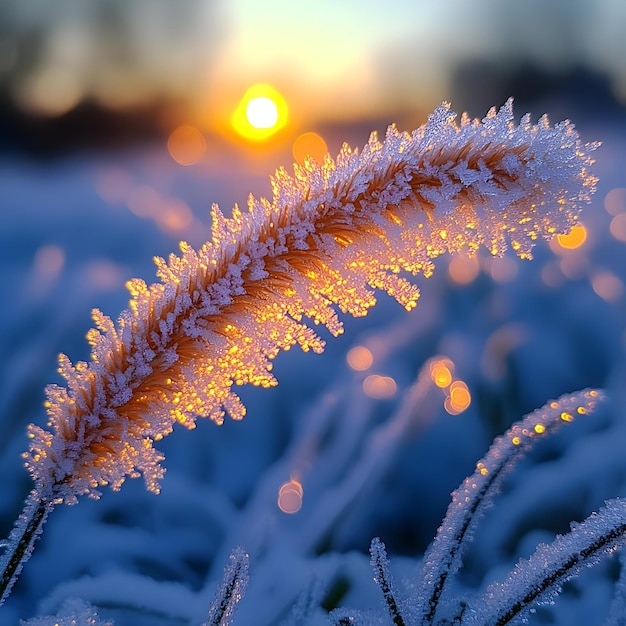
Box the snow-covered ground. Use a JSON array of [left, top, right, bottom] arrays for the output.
[[1, 112, 626, 625]]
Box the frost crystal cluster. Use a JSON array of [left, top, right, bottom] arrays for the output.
[[331, 390, 626, 626], [24, 100, 596, 504], [416, 389, 607, 625]]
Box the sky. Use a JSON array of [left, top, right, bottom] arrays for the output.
[[205, 0, 626, 123], [210, 0, 445, 113], [1, 0, 625, 145], [205, 0, 497, 129]]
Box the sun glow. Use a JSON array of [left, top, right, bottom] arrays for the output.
[[232, 84, 288, 141], [246, 97, 278, 128]]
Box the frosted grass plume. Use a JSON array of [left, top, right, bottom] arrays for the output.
[[0, 101, 596, 603], [24, 99, 597, 505], [0, 99, 598, 609]]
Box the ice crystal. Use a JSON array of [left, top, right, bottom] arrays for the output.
[[23, 100, 597, 503], [326, 390, 622, 626]]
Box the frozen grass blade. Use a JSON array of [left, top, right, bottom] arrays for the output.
[[204, 547, 250, 626], [468, 498, 626, 625], [0, 491, 52, 606], [416, 388, 606, 624], [370, 538, 406, 626]]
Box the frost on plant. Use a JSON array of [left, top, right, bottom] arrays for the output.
[[469, 498, 626, 625], [415, 389, 606, 624], [22, 100, 596, 505], [370, 537, 406, 626], [0, 491, 52, 606], [332, 389, 626, 626], [204, 547, 249, 626], [0, 100, 602, 618]]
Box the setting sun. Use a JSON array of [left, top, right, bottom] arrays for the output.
[[232, 84, 288, 141], [246, 97, 279, 128]]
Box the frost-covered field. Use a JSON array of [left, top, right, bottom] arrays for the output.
[[1, 111, 626, 625]]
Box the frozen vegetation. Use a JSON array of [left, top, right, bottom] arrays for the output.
[[1, 101, 626, 624]]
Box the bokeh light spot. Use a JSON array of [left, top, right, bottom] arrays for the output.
[[347, 346, 374, 371], [604, 188, 626, 216], [559, 253, 589, 280], [292, 132, 329, 166], [127, 185, 161, 219], [278, 479, 303, 514], [363, 375, 397, 399], [14, 66, 83, 117], [540, 261, 565, 288], [445, 380, 471, 415], [167, 125, 207, 166], [591, 270, 624, 302], [94, 168, 133, 205], [157, 199, 194, 233], [555, 224, 587, 250], [610, 213, 626, 243], [488, 256, 518, 282], [34, 245, 65, 279], [430, 358, 454, 388], [448, 253, 480, 285], [86, 260, 124, 291]]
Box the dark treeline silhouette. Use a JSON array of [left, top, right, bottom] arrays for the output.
[[451, 61, 625, 123], [0, 95, 167, 159]]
